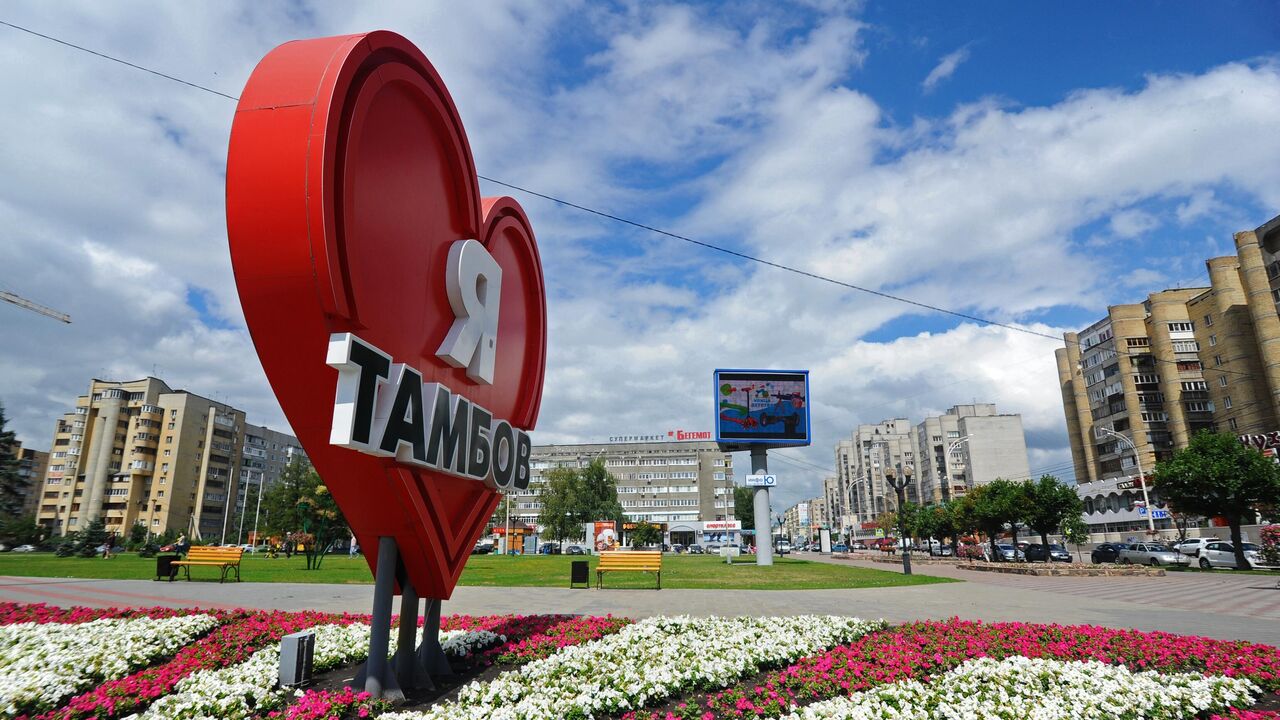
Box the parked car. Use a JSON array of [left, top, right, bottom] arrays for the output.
[[995, 543, 1024, 561], [1091, 542, 1129, 564], [776, 541, 792, 553], [832, 543, 849, 553], [686, 544, 705, 554], [928, 543, 955, 557], [1024, 543, 1072, 562], [12, 545, 35, 553], [537, 543, 561, 555], [671, 543, 685, 554], [1174, 537, 1220, 558], [565, 545, 588, 555], [1198, 541, 1263, 569], [851, 541, 867, 550], [470, 543, 493, 555], [1119, 542, 1186, 566]]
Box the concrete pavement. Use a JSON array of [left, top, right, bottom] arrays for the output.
[[3, 555, 1278, 645]]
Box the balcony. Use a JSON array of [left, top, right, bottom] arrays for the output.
[[129, 461, 155, 472], [139, 404, 163, 415]]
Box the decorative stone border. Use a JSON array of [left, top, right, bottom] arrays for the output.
[[958, 562, 1164, 577]]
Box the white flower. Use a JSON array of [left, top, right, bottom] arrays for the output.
[[780, 656, 1260, 720], [382, 615, 885, 720], [0, 614, 220, 716]]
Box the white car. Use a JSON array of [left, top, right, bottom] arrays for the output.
[[12, 545, 35, 553], [1174, 537, 1220, 558], [1197, 541, 1263, 569]]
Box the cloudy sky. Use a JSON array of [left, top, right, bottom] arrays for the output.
[[3, 2, 1280, 510]]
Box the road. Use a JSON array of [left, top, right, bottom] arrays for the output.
[[1, 553, 1276, 645]]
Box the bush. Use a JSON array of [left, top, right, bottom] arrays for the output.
[[138, 542, 160, 558], [1261, 524, 1280, 567], [54, 542, 75, 557]]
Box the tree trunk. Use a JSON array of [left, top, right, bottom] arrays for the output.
[[1040, 530, 1051, 562], [1009, 526, 1019, 561], [1229, 519, 1251, 570], [989, 531, 1000, 562]]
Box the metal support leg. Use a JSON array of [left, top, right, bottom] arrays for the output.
[[355, 537, 404, 700], [393, 580, 433, 690], [417, 598, 454, 676]]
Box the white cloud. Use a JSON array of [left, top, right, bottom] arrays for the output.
[[3, 5, 1280, 516], [1109, 208, 1160, 238], [921, 46, 970, 93]]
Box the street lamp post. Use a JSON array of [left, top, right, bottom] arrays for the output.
[[943, 436, 972, 502], [1099, 427, 1155, 536], [885, 465, 914, 575]]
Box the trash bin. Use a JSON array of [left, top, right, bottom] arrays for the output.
[[156, 553, 179, 582], [570, 560, 589, 589]]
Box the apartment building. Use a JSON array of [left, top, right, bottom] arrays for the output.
[[35, 378, 246, 540], [15, 445, 49, 518], [915, 404, 1031, 505], [835, 419, 917, 539], [513, 439, 734, 547], [782, 500, 810, 543], [234, 423, 306, 534], [822, 475, 841, 536], [1057, 215, 1280, 537], [833, 407, 1030, 540]]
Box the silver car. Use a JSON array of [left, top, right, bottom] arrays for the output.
[[1198, 541, 1263, 570], [1119, 542, 1187, 566]]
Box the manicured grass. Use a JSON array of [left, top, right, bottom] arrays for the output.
[[1163, 564, 1280, 577], [0, 551, 953, 590]]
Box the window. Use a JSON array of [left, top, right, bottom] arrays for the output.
[[1167, 322, 1194, 333], [1126, 337, 1150, 348], [152, 519, 160, 526], [1186, 401, 1214, 412], [167, 422, 175, 429], [946, 431, 960, 438], [163, 449, 171, 457], [1214, 355, 1223, 367], [170, 410, 177, 418], [1219, 375, 1228, 387], [1171, 340, 1199, 353], [1176, 360, 1202, 371], [1224, 396, 1232, 409], [1209, 334, 1217, 347], [1229, 418, 1239, 430], [1180, 381, 1207, 391]]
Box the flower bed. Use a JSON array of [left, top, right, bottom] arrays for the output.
[[664, 618, 1280, 720], [381, 615, 884, 720], [0, 613, 222, 717], [0, 603, 211, 626], [6, 604, 1280, 720], [780, 656, 1258, 720]]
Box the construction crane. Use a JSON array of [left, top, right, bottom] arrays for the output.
[[1, 289, 71, 323]]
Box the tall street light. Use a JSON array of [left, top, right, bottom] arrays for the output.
[[943, 435, 972, 502], [885, 464, 914, 575], [1098, 426, 1155, 536]]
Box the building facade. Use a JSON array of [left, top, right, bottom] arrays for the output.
[[915, 405, 1032, 506], [15, 445, 49, 518], [1056, 215, 1280, 537], [233, 424, 306, 543], [834, 407, 1031, 540], [515, 439, 734, 546], [35, 378, 246, 540]]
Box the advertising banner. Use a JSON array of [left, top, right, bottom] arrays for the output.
[[592, 521, 618, 552], [714, 370, 810, 448]]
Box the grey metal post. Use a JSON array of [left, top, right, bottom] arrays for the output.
[[393, 579, 432, 689], [751, 448, 773, 566], [417, 598, 454, 675], [362, 536, 402, 699]]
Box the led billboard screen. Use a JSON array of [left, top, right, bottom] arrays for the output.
[[714, 369, 810, 447]]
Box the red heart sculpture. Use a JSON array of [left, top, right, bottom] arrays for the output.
[[225, 31, 546, 599]]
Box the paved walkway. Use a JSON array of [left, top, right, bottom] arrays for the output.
[[3, 557, 1279, 645]]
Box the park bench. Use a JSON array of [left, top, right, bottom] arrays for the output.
[[171, 546, 243, 583], [596, 550, 662, 589]]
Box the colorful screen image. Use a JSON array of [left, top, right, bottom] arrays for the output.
[[714, 370, 810, 445]]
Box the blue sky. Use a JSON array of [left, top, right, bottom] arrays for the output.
[[3, 2, 1280, 511]]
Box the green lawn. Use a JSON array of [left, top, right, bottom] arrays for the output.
[[0, 552, 952, 590]]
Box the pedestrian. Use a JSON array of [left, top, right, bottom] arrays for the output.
[[349, 535, 359, 558], [284, 532, 293, 558]]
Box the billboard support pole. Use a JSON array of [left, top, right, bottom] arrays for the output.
[[751, 448, 774, 567]]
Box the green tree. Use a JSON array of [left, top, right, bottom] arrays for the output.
[[126, 521, 148, 550], [0, 516, 42, 546], [969, 479, 1025, 561], [630, 520, 662, 547], [259, 457, 347, 569], [1062, 514, 1090, 563], [73, 517, 109, 558], [0, 404, 28, 518], [950, 495, 979, 556], [538, 467, 584, 546], [1153, 430, 1280, 569], [1022, 475, 1084, 562], [897, 502, 924, 543], [733, 486, 756, 531], [578, 459, 625, 526]]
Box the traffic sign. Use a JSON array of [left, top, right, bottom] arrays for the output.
[[746, 474, 777, 487]]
